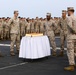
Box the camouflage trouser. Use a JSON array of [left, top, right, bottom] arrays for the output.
[[48, 32, 56, 52], [10, 33, 20, 52], [60, 31, 67, 51], [0, 30, 3, 39], [67, 39, 76, 65], [4, 31, 9, 39]]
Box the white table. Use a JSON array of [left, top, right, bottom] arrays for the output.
[[19, 36, 51, 59]]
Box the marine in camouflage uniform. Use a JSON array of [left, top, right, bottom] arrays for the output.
[[39, 19, 45, 34], [34, 17, 40, 33], [8, 11, 20, 56], [44, 13, 57, 56], [30, 18, 35, 33], [0, 18, 5, 57], [20, 18, 27, 39], [0, 18, 4, 40], [26, 19, 31, 34], [64, 7, 76, 71], [54, 17, 60, 35], [58, 10, 68, 56], [4, 18, 10, 40]]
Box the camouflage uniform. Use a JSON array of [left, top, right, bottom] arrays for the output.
[[54, 18, 60, 34], [35, 20, 40, 33], [26, 22, 31, 34], [30, 21, 35, 33], [58, 18, 68, 51], [0, 20, 4, 40], [44, 20, 57, 52], [8, 17, 20, 52], [20, 20, 27, 37], [40, 20, 45, 33], [4, 21, 10, 39], [67, 14, 76, 65]]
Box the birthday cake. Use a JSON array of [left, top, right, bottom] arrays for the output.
[[26, 33, 43, 37]]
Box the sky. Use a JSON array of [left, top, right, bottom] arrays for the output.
[[0, 0, 76, 18]]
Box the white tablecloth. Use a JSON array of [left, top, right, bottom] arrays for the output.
[[19, 36, 51, 59]]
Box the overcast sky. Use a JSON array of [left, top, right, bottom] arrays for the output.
[[0, 0, 76, 18]]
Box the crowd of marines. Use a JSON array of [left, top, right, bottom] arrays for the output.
[[0, 16, 60, 40], [0, 7, 76, 71]]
